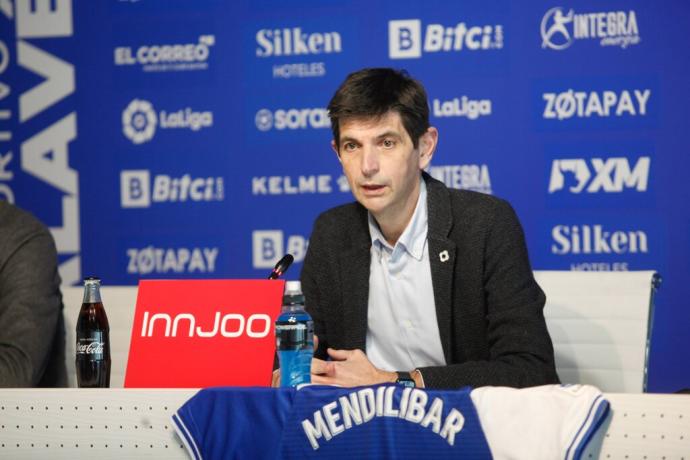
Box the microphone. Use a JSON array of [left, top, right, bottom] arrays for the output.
[[267, 254, 294, 280]]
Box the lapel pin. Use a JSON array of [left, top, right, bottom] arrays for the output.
[[439, 250, 449, 262]]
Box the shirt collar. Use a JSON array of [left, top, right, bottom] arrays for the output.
[[368, 176, 428, 261]]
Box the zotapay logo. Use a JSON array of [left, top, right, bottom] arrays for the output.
[[548, 157, 650, 194], [122, 99, 213, 144], [388, 19, 503, 59], [127, 246, 219, 274], [252, 231, 308, 269], [541, 7, 640, 50], [120, 170, 224, 208], [542, 89, 650, 121], [255, 108, 329, 131], [432, 96, 492, 120], [255, 26, 341, 79], [114, 35, 215, 72]]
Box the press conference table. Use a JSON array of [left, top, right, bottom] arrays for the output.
[[0, 389, 688, 459]]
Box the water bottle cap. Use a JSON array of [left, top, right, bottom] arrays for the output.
[[284, 280, 302, 296]]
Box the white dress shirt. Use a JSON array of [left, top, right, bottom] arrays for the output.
[[365, 178, 447, 372]]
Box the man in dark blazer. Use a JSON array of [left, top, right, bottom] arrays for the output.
[[302, 68, 558, 390]]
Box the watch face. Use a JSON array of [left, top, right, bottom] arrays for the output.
[[397, 378, 415, 388], [396, 372, 415, 388]]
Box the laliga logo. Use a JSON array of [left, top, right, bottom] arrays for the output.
[[541, 7, 574, 50], [140, 311, 271, 338], [122, 99, 157, 144]]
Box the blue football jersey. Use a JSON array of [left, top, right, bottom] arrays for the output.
[[173, 385, 491, 459], [173, 384, 609, 460]]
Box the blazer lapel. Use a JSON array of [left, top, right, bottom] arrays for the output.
[[339, 206, 371, 351], [424, 173, 456, 364]]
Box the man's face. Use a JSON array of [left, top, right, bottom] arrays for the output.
[[333, 111, 436, 224]]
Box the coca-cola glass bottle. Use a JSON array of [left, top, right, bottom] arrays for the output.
[[75, 277, 111, 388]]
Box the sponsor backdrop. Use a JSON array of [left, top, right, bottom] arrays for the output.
[[1, 1, 688, 391]]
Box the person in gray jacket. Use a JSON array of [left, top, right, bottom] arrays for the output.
[[0, 201, 66, 387], [303, 68, 558, 389]]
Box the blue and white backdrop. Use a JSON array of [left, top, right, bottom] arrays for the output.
[[1, 0, 688, 392]]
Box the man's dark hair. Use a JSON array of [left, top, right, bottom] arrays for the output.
[[327, 68, 430, 149]]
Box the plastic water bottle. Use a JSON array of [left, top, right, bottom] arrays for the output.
[[276, 281, 314, 387]]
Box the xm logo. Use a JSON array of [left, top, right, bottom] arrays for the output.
[[252, 231, 308, 269], [388, 19, 503, 59], [255, 108, 329, 131], [548, 157, 650, 194], [120, 170, 224, 208], [122, 99, 213, 144], [541, 7, 640, 50]]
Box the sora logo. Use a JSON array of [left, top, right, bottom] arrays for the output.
[[122, 99, 157, 144], [255, 109, 273, 131]]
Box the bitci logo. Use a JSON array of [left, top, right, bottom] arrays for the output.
[[120, 170, 224, 208], [252, 231, 308, 268], [388, 18, 503, 59]]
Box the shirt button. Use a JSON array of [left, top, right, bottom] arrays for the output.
[[404, 320, 413, 330]]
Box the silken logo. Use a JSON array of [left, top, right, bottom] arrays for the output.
[[551, 224, 648, 255], [548, 157, 650, 194], [114, 35, 215, 72], [541, 7, 640, 50], [255, 107, 329, 131], [120, 170, 224, 208], [388, 19, 503, 59], [252, 230, 308, 269], [256, 27, 342, 57], [122, 99, 213, 144], [542, 89, 650, 120], [139, 311, 271, 338]]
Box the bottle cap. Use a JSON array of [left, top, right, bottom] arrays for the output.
[[284, 280, 302, 296], [83, 277, 101, 285]]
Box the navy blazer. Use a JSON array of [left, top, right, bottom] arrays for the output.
[[301, 173, 559, 389]]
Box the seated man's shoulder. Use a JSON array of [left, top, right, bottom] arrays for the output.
[[0, 202, 52, 245], [446, 187, 513, 217]]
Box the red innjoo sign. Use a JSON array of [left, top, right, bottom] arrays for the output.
[[125, 279, 284, 388]]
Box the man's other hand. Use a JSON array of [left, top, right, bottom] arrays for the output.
[[311, 348, 397, 387]]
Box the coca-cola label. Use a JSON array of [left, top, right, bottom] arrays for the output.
[[76, 331, 107, 360]]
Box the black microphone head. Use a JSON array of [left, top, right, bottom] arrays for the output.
[[268, 254, 294, 279], [275, 254, 294, 274]]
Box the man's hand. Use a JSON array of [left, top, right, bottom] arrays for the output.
[[311, 348, 397, 387]]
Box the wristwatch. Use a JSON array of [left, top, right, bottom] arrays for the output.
[[396, 371, 416, 388]]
